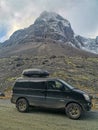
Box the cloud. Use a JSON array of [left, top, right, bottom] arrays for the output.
[[0, 0, 98, 42], [65, 0, 98, 38], [0, 0, 38, 41]]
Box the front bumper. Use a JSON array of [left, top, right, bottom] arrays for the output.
[[83, 102, 92, 111]]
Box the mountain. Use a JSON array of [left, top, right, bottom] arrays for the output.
[[1, 11, 98, 54], [2, 11, 74, 46], [0, 11, 98, 93], [75, 35, 98, 53], [0, 11, 84, 48]]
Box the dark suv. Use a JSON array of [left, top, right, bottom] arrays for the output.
[[11, 69, 92, 119]]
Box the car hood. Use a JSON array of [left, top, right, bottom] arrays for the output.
[[73, 88, 85, 94]]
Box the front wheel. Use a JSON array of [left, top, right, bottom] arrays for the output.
[[16, 98, 29, 112], [66, 103, 82, 119]]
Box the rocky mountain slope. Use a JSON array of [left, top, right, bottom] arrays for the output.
[[75, 35, 98, 53], [2, 11, 74, 45], [1, 11, 98, 54]]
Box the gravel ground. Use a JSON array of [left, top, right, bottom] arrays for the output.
[[0, 99, 98, 130]]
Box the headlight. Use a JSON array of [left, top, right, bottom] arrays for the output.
[[83, 93, 90, 101]]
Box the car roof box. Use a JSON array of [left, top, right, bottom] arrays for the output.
[[22, 69, 49, 77]]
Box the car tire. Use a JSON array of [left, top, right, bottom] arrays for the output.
[[66, 103, 82, 119], [16, 98, 29, 112]]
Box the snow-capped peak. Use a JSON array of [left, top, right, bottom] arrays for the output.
[[35, 11, 70, 27]]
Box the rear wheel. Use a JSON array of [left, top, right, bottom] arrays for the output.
[[66, 103, 82, 119], [16, 98, 29, 112]]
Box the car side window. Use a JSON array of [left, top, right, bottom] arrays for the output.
[[47, 81, 64, 91], [29, 82, 46, 89], [14, 81, 46, 89]]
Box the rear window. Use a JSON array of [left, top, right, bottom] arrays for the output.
[[14, 81, 46, 89]]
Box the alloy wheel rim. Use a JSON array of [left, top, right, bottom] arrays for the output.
[[18, 101, 26, 111], [69, 105, 80, 117]]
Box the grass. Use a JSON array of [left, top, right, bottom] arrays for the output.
[[0, 99, 98, 130]]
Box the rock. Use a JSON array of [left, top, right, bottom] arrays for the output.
[[0, 92, 5, 97]]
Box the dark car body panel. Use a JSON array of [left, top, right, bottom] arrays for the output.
[[11, 77, 92, 111]]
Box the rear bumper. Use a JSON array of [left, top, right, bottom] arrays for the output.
[[11, 96, 17, 104]]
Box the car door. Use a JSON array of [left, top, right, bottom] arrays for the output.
[[46, 80, 67, 108], [27, 81, 47, 106]]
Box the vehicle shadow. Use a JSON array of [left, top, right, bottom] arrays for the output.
[[28, 107, 98, 120], [81, 110, 98, 120], [29, 106, 66, 116]]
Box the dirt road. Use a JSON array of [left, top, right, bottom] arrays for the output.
[[0, 99, 98, 130]]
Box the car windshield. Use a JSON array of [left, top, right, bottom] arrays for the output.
[[59, 79, 74, 90]]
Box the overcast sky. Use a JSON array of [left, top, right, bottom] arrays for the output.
[[0, 0, 98, 42]]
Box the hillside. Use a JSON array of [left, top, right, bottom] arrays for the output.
[[0, 43, 98, 92]]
